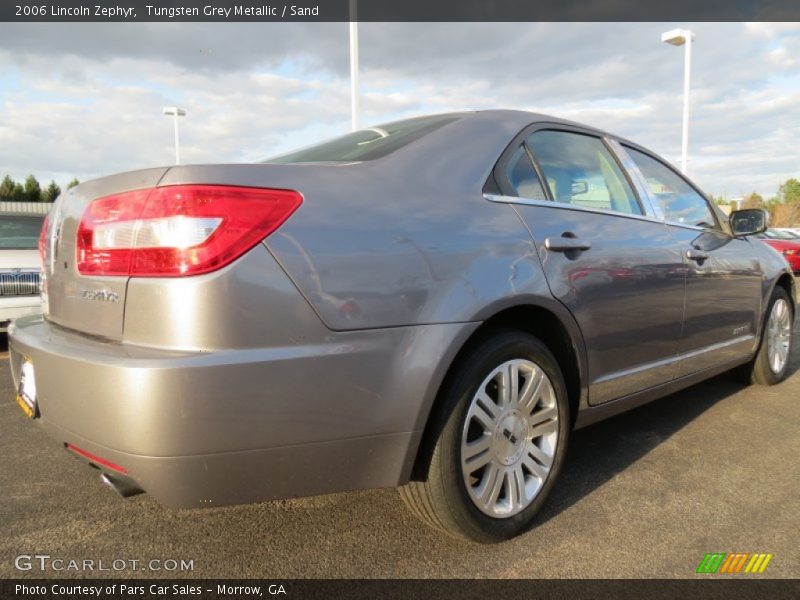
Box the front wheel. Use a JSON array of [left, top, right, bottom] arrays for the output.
[[738, 286, 794, 385], [400, 330, 570, 543]]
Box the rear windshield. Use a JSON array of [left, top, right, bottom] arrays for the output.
[[0, 215, 44, 249], [265, 114, 466, 163]]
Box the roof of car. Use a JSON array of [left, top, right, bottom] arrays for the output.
[[472, 109, 613, 137]]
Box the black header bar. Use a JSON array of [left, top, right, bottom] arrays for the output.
[[3, 0, 800, 22], [1, 579, 799, 600]]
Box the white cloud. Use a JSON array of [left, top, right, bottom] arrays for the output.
[[0, 22, 798, 199], [745, 22, 800, 38]]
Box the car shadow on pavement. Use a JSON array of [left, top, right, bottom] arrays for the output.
[[1, 324, 798, 577], [534, 320, 800, 527], [538, 373, 742, 524]]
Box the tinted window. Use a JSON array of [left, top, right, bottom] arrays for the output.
[[505, 146, 547, 200], [626, 147, 716, 228], [265, 114, 465, 163], [527, 130, 641, 215], [0, 215, 44, 249]]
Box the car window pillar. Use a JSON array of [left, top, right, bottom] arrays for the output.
[[605, 139, 664, 221]]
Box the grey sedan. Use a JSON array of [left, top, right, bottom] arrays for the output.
[[8, 110, 795, 542]]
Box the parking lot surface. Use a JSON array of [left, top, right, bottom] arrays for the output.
[[1, 327, 798, 579]]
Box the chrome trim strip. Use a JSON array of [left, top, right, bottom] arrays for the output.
[[592, 334, 756, 385], [485, 191, 718, 234], [483, 193, 669, 226]]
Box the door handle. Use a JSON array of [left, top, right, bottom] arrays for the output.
[[545, 237, 591, 252], [686, 248, 709, 262]]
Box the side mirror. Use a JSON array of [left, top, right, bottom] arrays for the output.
[[729, 208, 768, 236]]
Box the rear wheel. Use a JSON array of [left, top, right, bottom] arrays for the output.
[[737, 286, 794, 385], [400, 330, 570, 543]]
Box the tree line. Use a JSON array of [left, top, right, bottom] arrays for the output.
[[0, 174, 79, 203], [713, 178, 800, 227]]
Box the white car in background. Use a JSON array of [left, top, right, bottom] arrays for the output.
[[774, 227, 800, 238], [0, 212, 45, 332]]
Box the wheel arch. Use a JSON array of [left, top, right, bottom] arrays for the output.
[[774, 272, 796, 307], [407, 301, 587, 482]]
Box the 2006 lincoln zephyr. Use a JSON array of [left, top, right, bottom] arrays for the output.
[[8, 111, 796, 542]]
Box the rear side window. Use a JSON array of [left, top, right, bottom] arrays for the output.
[[625, 147, 717, 228], [265, 114, 465, 163], [0, 216, 44, 249], [505, 146, 547, 200], [527, 130, 642, 216]]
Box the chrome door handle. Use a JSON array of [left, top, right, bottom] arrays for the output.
[[545, 237, 591, 252], [686, 248, 708, 261]]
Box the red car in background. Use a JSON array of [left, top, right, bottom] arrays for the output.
[[756, 229, 800, 273]]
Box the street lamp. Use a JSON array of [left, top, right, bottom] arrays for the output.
[[162, 106, 187, 164], [349, 0, 360, 131], [661, 28, 695, 175]]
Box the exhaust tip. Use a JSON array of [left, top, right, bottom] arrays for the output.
[[100, 473, 143, 498]]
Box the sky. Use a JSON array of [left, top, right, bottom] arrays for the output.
[[0, 22, 798, 199]]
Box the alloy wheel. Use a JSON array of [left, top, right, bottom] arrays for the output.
[[460, 359, 559, 518], [766, 298, 792, 374]]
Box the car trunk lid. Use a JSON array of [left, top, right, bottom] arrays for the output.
[[42, 168, 169, 340]]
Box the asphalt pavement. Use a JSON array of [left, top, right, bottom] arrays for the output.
[[1, 328, 798, 579]]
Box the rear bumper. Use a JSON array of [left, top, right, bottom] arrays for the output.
[[8, 315, 474, 508], [46, 420, 415, 508]]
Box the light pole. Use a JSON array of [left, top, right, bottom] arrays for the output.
[[349, 0, 360, 131], [162, 106, 187, 164], [661, 28, 695, 175]]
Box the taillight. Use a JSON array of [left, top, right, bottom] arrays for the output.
[[76, 185, 302, 277], [38, 213, 50, 268]]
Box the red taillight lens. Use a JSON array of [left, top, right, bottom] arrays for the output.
[[38, 213, 50, 268], [77, 189, 150, 276], [76, 185, 302, 277]]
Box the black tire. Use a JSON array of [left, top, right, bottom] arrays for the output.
[[737, 286, 794, 385], [399, 330, 570, 543]]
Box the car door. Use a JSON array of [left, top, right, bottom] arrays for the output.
[[487, 125, 687, 405], [620, 144, 763, 377]]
